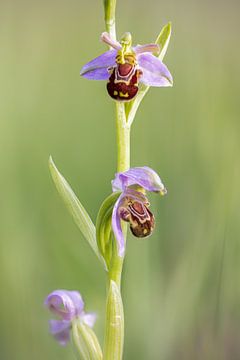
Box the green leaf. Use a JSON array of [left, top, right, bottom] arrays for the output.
[[96, 192, 121, 270], [155, 22, 172, 61], [49, 156, 105, 267]]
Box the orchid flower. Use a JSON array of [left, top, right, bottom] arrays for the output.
[[111, 166, 167, 256], [80, 32, 173, 101], [44, 290, 96, 346]]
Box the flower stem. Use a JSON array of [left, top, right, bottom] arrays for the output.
[[103, 0, 117, 41], [103, 103, 129, 360], [103, 1, 130, 359], [116, 102, 130, 173]]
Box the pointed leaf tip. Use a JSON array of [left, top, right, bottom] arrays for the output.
[[49, 156, 105, 268]]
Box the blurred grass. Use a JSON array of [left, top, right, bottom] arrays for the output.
[[0, 0, 240, 359]]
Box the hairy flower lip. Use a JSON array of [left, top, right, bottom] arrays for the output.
[[111, 167, 167, 257], [44, 289, 96, 346]]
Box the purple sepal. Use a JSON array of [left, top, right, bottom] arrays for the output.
[[138, 53, 173, 87], [44, 290, 84, 321], [49, 319, 71, 346], [80, 50, 117, 80], [112, 166, 166, 194], [80, 67, 110, 80]]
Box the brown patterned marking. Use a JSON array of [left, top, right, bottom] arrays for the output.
[[107, 67, 142, 101], [119, 199, 155, 238]]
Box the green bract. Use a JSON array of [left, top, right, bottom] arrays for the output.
[[96, 192, 121, 270], [156, 22, 172, 61], [72, 318, 103, 360], [103, 281, 124, 360], [125, 22, 172, 125]]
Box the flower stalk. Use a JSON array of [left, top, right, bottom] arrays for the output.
[[103, 69, 129, 360], [102, 0, 170, 357], [116, 102, 130, 173], [102, 1, 129, 357], [104, 0, 117, 41]]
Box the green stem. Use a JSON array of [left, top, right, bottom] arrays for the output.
[[103, 1, 130, 359], [104, 0, 117, 40], [116, 102, 130, 173], [103, 102, 129, 360]]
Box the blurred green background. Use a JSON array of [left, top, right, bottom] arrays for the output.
[[0, 0, 240, 359]]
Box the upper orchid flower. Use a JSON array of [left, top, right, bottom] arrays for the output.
[[44, 289, 96, 346], [80, 32, 173, 101], [111, 166, 167, 256]]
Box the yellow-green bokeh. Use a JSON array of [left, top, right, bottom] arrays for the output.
[[0, 0, 239, 359]]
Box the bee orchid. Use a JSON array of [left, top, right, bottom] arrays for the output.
[[111, 166, 167, 256], [80, 32, 173, 101]]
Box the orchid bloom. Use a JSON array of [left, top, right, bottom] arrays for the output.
[[80, 32, 173, 101], [111, 167, 167, 256], [44, 290, 96, 346]]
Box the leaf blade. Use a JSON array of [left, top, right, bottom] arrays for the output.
[[49, 156, 104, 266]]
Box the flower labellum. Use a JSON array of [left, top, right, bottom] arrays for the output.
[[44, 290, 96, 346], [119, 189, 155, 237], [106, 32, 143, 101], [107, 52, 143, 101], [80, 32, 173, 102], [111, 166, 167, 256]]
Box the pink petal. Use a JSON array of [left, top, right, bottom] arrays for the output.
[[101, 32, 121, 50], [134, 43, 159, 55]]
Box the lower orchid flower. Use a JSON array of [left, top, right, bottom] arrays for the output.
[[111, 166, 167, 256], [44, 290, 96, 346], [80, 32, 173, 101]]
